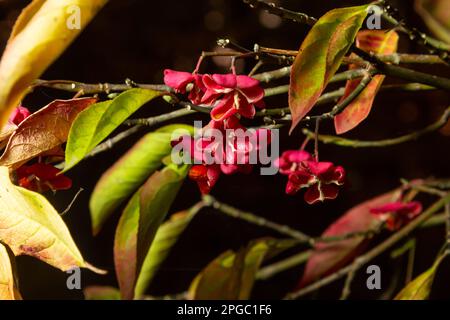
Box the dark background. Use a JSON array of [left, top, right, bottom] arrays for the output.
[[0, 0, 449, 299]]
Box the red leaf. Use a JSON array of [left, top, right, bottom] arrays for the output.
[[298, 189, 401, 287], [0, 98, 96, 169], [334, 30, 399, 134]]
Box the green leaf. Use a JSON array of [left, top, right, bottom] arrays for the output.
[[289, 5, 369, 133], [84, 286, 120, 300], [114, 163, 189, 299], [395, 254, 446, 300], [64, 88, 162, 171], [89, 124, 194, 235], [188, 238, 296, 300], [135, 208, 198, 298]]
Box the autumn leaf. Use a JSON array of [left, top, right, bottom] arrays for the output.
[[289, 5, 369, 133], [64, 89, 163, 171], [84, 286, 121, 300], [395, 254, 446, 300], [0, 0, 108, 127], [114, 163, 189, 300], [135, 209, 198, 298], [89, 124, 194, 235], [0, 243, 21, 300], [189, 238, 296, 300], [0, 98, 96, 169], [0, 123, 17, 149], [0, 166, 103, 273], [334, 30, 399, 134], [299, 189, 401, 287], [415, 0, 450, 44]]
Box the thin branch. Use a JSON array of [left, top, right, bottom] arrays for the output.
[[257, 211, 445, 282], [339, 258, 361, 300], [353, 47, 450, 90], [243, 0, 449, 62], [253, 66, 369, 84], [285, 192, 450, 300], [86, 125, 143, 158], [321, 73, 373, 119], [242, 0, 317, 26], [264, 81, 435, 99], [256, 250, 311, 281], [380, 4, 450, 61], [257, 46, 446, 65], [405, 239, 416, 284], [202, 194, 313, 244], [124, 108, 195, 126], [60, 188, 84, 216], [446, 203, 450, 254], [33, 79, 171, 94], [302, 106, 450, 148], [83, 108, 197, 158]]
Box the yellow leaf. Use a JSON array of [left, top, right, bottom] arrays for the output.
[[0, 166, 103, 273], [395, 254, 446, 300], [0, 0, 108, 126], [0, 243, 21, 300]]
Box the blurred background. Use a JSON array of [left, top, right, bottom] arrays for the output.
[[0, 0, 449, 299]]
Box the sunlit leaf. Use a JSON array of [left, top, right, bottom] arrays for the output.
[[289, 5, 369, 133], [189, 238, 296, 300], [64, 88, 163, 171], [89, 124, 194, 235], [0, 166, 102, 273], [0, 0, 108, 127], [135, 209, 198, 298], [0, 98, 96, 169], [114, 163, 189, 299], [395, 254, 446, 300], [415, 0, 450, 44], [299, 189, 401, 287], [334, 30, 399, 134], [0, 243, 21, 300], [84, 286, 120, 300]]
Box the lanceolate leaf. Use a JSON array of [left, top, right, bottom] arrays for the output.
[[114, 164, 189, 300], [90, 124, 194, 235], [189, 238, 296, 300], [135, 209, 198, 298], [0, 166, 100, 273], [84, 286, 121, 300], [0, 0, 108, 127], [289, 5, 369, 133], [0, 98, 96, 169], [415, 0, 450, 44], [395, 254, 446, 300], [299, 189, 401, 287], [334, 30, 399, 134], [0, 243, 21, 300], [64, 89, 163, 171]]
